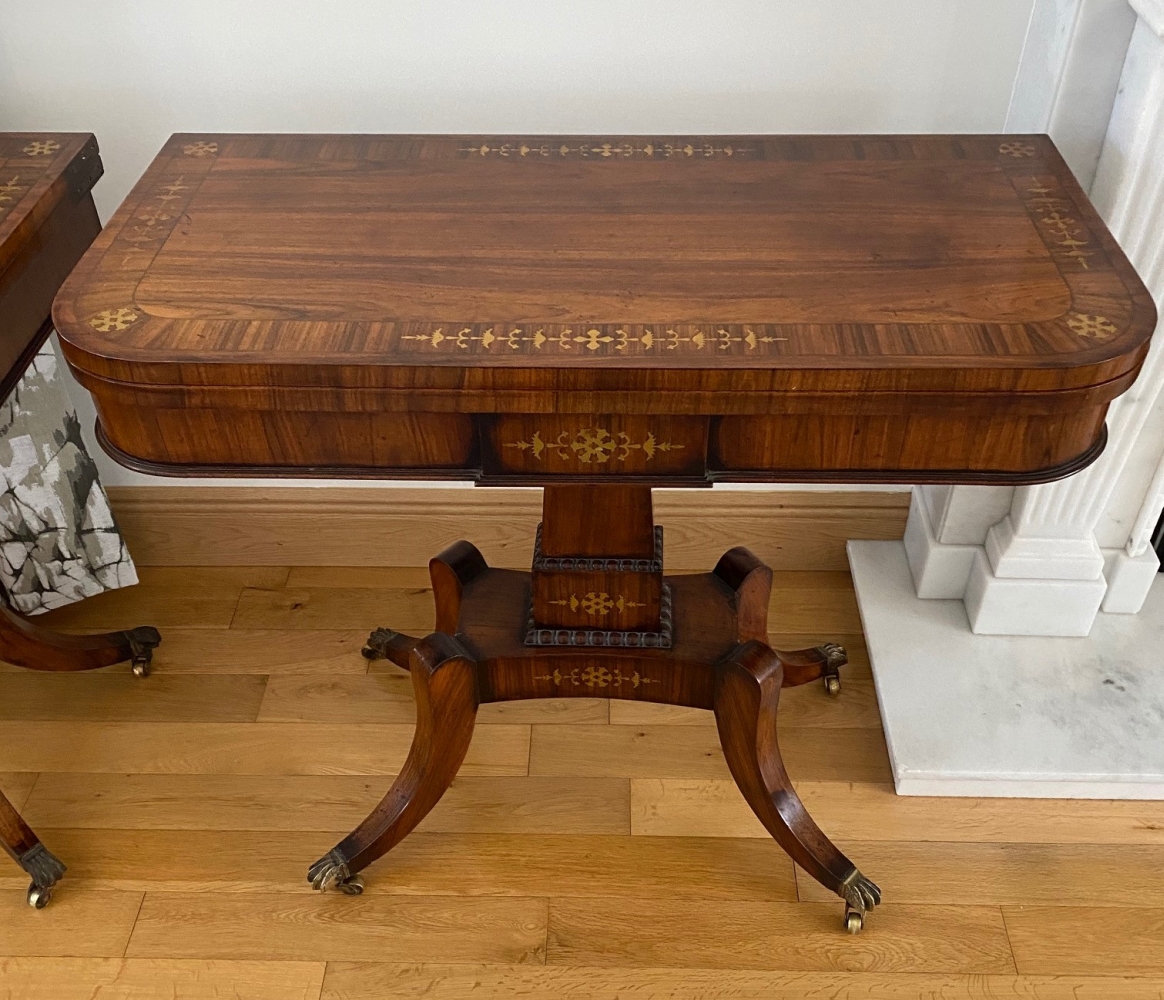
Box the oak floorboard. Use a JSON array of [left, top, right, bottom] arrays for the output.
[[0, 958, 326, 1000], [287, 567, 434, 589], [259, 673, 609, 725], [629, 778, 1164, 845], [547, 898, 1015, 973], [230, 572, 860, 634], [5, 562, 1150, 983], [231, 587, 437, 632], [125, 892, 548, 964], [1004, 906, 1164, 975], [6, 830, 793, 901], [794, 841, 1164, 906], [768, 573, 863, 634], [23, 773, 630, 835], [609, 665, 879, 728], [0, 721, 530, 776], [25, 630, 376, 677], [0, 773, 37, 812], [33, 567, 289, 631], [156, 630, 371, 675], [320, 963, 1164, 1000], [0, 889, 143, 957], [530, 724, 892, 782], [0, 673, 267, 723]]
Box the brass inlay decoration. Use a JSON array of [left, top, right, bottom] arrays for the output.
[[107, 174, 204, 269], [1026, 183, 1092, 270], [1066, 313, 1119, 341], [549, 592, 647, 616], [998, 141, 1035, 158], [460, 140, 749, 160], [182, 141, 219, 158], [89, 307, 140, 332], [535, 665, 659, 690], [22, 140, 60, 157], [401, 325, 787, 355], [505, 427, 683, 465], [0, 175, 23, 219], [126, 178, 189, 245]]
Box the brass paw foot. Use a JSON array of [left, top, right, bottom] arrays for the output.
[[361, 627, 420, 668], [308, 849, 365, 895], [362, 628, 400, 660], [840, 868, 881, 933], [818, 642, 846, 696], [19, 844, 66, 909], [127, 626, 162, 678]]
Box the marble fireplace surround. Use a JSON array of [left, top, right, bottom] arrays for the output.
[[851, 0, 1164, 797]]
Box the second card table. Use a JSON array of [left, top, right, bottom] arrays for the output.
[[53, 133, 1155, 932]]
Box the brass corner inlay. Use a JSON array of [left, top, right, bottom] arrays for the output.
[[549, 592, 647, 616], [89, 307, 140, 332], [505, 426, 683, 465], [182, 141, 219, 158], [535, 665, 659, 690], [460, 140, 749, 160], [998, 141, 1035, 158], [22, 139, 60, 157], [1066, 313, 1118, 341]]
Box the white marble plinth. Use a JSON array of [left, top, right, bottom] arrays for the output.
[[848, 539, 1164, 798]]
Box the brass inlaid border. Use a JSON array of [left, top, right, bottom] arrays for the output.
[[459, 140, 750, 160]]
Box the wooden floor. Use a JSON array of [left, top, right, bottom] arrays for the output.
[[2, 566, 1164, 998]]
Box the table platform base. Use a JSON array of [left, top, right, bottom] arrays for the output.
[[0, 601, 160, 907], [307, 486, 881, 933]]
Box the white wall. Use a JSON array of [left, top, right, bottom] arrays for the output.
[[0, 0, 1036, 487]]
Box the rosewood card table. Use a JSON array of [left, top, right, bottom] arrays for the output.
[[0, 133, 159, 909], [53, 133, 1155, 932]]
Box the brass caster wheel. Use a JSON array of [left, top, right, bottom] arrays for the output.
[[335, 875, 365, 896], [824, 674, 841, 696], [127, 626, 161, 678], [844, 909, 864, 934], [27, 884, 52, 909]]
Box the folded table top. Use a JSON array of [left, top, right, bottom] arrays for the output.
[[53, 133, 1155, 402], [0, 132, 102, 393]]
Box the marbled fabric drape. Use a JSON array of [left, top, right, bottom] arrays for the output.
[[0, 339, 136, 614]]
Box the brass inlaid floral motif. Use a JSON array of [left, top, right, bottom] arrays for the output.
[[550, 592, 646, 616], [1025, 183, 1092, 270], [401, 325, 787, 355], [998, 141, 1035, 158], [460, 140, 749, 160], [1066, 313, 1118, 341], [89, 307, 140, 332], [0, 175, 22, 217], [535, 665, 658, 690], [22, 140, 60, 157], [182, 141, 219, 158], [505, 427, 683, 465]]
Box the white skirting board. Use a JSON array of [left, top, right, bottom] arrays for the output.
[[848, 539, 1164, 799]]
